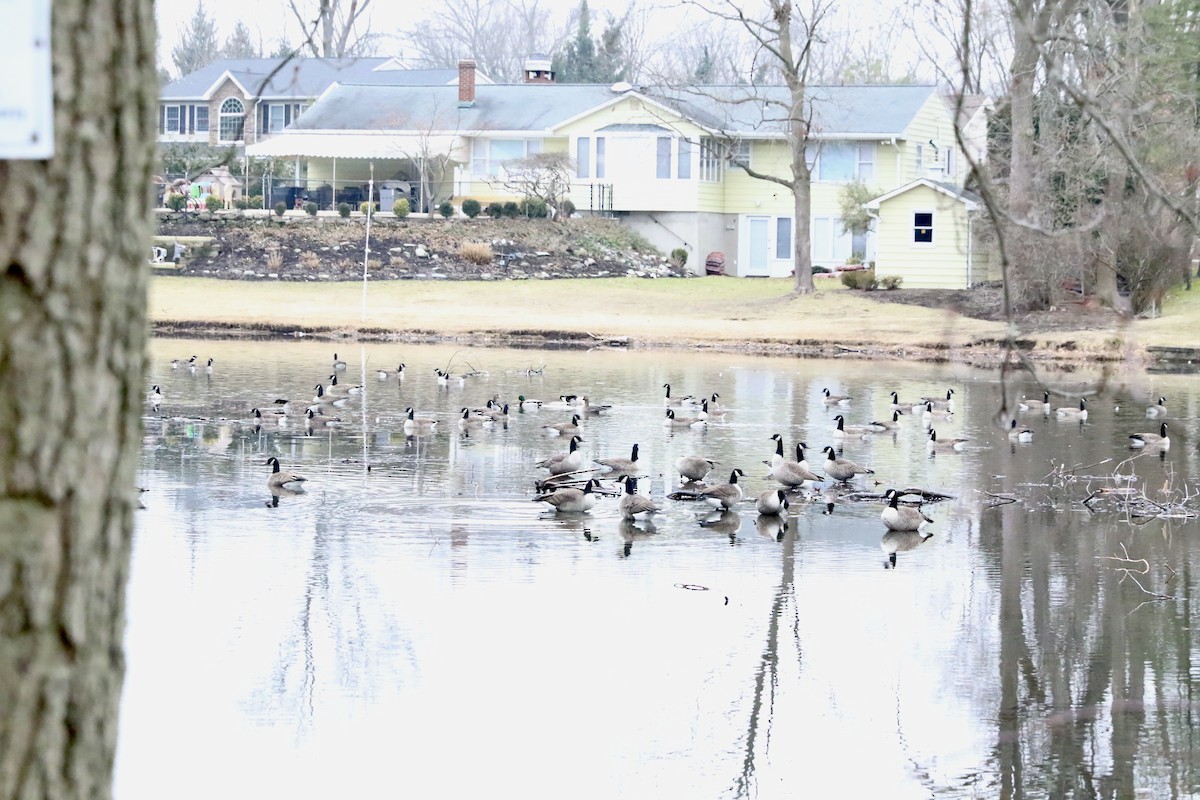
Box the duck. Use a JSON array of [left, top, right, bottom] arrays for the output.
[[1129, 422, 1170, 450], [927, 428, 968, 453], [766, 435, 823, 487], [376, 363, 406, 380], [880, 489, 933, 531], [832, 414, 874, 439], [332, 352, 347, 370], [1055, 398, 1088, 421], [403, 407, 438, 432], [1019, 390, 1050, 415], [821, 387, 851, 405], [1145, 396, 1167, 418], [171, 357, 194, 370], [821, 446, 875, 482], [543, 394, 579, 410], [265, 457, 307, 490], [595, 443, 640, 475], [870, 410, 903, 431], [542, 414, 582, 436], [536, 435, 585, 475], [756, 488, 790, 516], [663, 408, 706, 429], [675, 454, 717, 482], [305, 408, 342, 427], [882, 530, 934, 568], [662, 383, 696, 407], [147, 384, 164, 405], [534, 478, 597, 513], [517, 395, 543, 410], [692, 468, 746, 510], [618, 476, 660, 520], [1007, 419, 1033, 443]]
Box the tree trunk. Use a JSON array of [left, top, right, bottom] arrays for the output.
[[792, 156, 815, 293], [0, 1, 155, 798]]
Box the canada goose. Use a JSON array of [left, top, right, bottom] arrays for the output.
[[821, 446, 875, 482], [1055, 398, 1088, 420], [543, 414, 582, 435], [148, 384, 163, 404], [204, 357, 214, 374], [536, 435, 585, 475], [694, 468, 746, 510], [1019, 391, 1050, 415], [880, 489, 933, 532], [662, 383, 696, 407], [577, 396, 612, 415], [922, 401, 953, 421], [305, 408, 342, 427], [311, 384, 348, 407], [251, 407, 287, 425], [927, 429, 968, 453], [1146, 396, 1167, 418], [821, 387, 851, 405], [1129, 422, 1170, 449], [595, 443, 640, 475], [792, 440, 811, 472], [542, 394, 579, 409], [833, 414, 874, 439], [327, 374, 362, 395], [881, 530, 934, 568], [619, 476, 660, 520], [484, 402, 510, 423], [188, 356, 201, 373], [376, 363, 406, 379], [888, 391, 912, 411], [403, 407, 438, 432], [918, 389, 955, 411], [663, 408, 706, 429], [767, 435, 823, 487], [265, 457, 307, 490], [756, 488, 790, 516], [332, 352, 347, 370], [459, 407, 494, 430], [517, 395, 543, 410], [534, 478, 597, 513], [1007, 419, 1034, 443], [170, 358, 187, 370], [870, 410, 903, 431], [697, 398, 727, 421], [675, 454, 716, 482]]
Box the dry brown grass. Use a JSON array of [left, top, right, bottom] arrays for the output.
[[460, 242, 493, 266], [264, 248, 284, 271], [299, 251, 321, 270]]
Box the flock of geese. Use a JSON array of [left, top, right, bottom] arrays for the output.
[[150, 352, 1178, 559]]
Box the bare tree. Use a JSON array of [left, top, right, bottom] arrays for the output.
[[171, 0, 220, 77], [288, 0, 379, 58], [0, 0, 156, 794], [487, 152, 575, 217]]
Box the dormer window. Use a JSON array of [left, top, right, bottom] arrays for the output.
[[219, 98, 245, 142]]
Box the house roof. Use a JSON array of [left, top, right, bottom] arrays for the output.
[[595, 123, 674, 133], [160, 58, 463, 100], [942, 93, 991, 129], [864, 178, 982, 210], [277, 81, 939, 139]]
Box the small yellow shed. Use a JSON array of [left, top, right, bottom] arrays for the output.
[[865, 179, 990, 289]]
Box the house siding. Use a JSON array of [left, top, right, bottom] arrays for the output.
[[209, 78, 254, 145], [873, 185, 976, 289], [897, 94, 966, 184]]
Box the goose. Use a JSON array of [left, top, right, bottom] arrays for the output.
[[691, 468, 746, 510], [917, 389, 955, 412], [1129, 422, 1170, 450], [888, 391, 912, 411], [204, 357, 214, 374], [376, 363, 406, 380], [662, 383, 696, 407], [1055, 398, 1088, 421], [821, 387, 851, 406], [534, 478, 597, 513], [1007, 419, 1033, 443], [766, 435, 823, 487], [577, 396, 613, 416], [1145, 396, 1167, 418], [756, 488, 790, 516], [517, 395, 543, 410], [1019, 390, 1050, 415], [536, 435, 585, 475], [434, 368, 452, 386], [869, 410, 903, 431], [791, 440, 812, 472], [251, 407, 287, 425], [403, 407, 438, 432], [311, 384, 348, 407], [542, 414, 582, 435], [698, 398, 726, 421], [663, 408, 706, 429], [832, 414, 874, 439], [706, 393, 727, 413], [147, 384, 164, 404], [326, 374, 362, 396], [170, 357, 191, 370], [882, 530, 934, 568], [187, 356, 202, 373], [483, 403, 510, 423], [459, 407, 494, 430], [927, 429, 968, 453], [265, 457, 307, 490], [305, 408, 342, 427], [755, 513, 789, 541], [332, 352, 347, 370], [922, 401, 953, 421], [595, 443, 640, 475], [675, 454, 716, 482], [821, 446, 875, 482], [880, 489, 933, 532], [619, 476, 660, 520]]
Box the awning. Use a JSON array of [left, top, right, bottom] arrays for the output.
[[246, 131, 462, 159]]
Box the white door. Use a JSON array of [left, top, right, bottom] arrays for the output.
[[746, 216, 770, 276]]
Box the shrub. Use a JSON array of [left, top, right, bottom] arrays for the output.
[[879, 275, 903, 290], [460, 242, 493, 265], [486, 201, 504, 219], [461, 198, 481, 218], [840, 269, 878, 290], [248, 194, 263, 209], [360, 200, 375, 216], [303, 201, 318, 216], [234, 196, 250, 210], [520, 198, 548, 218], [265, 248, 284, 271], [670, 247, 689, 268], [165, 193, 187, 212], [338, 202, 351, 218], [812, 265, 831, 274], [502, 201, 520, 218], [559, 199, 576, 218], [438, 200, 454, 218], [299, 251, 321, 270], [204, 195, 223, 212], [274, 201, 287, 217], [393, 198, 410, 217]]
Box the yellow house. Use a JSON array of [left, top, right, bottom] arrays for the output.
[[247, 60, 980, 277], [864, 179, 995, 289]]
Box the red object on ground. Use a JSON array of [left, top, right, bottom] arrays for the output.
[[705, 252, 726, 275]]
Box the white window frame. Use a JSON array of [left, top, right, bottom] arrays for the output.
[[775, 217, 792, 260], [727, 140, 751, 169], [656, 136, 672, 179], [194, 104, 208, 132], [595, 136, 605, 179], [164, 105, 181, 134], [913, 210, 935, 246], [218, 97, 245, 142], [267, 104, 286, 134], [677, 138, 693, 179], [856, 143, 874, 183], [915, 144, 924, 176], [700, 138, 724, 182], [576, 136, 590, 179], [472, 138, 543, 178]]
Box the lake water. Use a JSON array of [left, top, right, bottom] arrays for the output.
[[115, 338, 1200, 799]]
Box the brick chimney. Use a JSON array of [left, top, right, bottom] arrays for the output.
[[523, 54, 555, 84], [458, 59, 476, 107]]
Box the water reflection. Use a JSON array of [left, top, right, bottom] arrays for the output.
[[117, 339, 1200, 799]]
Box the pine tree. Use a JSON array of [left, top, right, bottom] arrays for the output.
[[553, 0, 626, 84], [222, 20, 260, 59], [171, 2, 220, 77]]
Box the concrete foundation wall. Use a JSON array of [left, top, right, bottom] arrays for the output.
[[618, 211, 737, 276]]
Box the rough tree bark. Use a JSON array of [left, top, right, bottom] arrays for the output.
[[0, 1, 156, 798]]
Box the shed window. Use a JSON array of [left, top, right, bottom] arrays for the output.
[[913, 211, 934, 244]]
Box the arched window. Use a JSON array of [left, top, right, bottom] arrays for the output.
[[219, 98, 245, 142]]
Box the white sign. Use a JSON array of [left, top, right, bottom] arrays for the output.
[[0, 0, 53, 159]]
